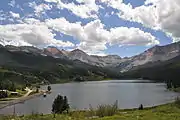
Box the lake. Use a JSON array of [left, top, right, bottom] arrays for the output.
[[0, 80, 179, 115]]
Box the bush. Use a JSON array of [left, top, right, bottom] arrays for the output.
[[52, 95, 70, 114], [89, 100, 118, 118]]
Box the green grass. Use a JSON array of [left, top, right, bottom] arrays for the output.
[[89, 101, 118, 117], [1, 103, 180, 120]]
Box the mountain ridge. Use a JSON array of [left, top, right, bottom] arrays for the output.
[[0, 45, 122, 85], [1, 41, 180, 71]]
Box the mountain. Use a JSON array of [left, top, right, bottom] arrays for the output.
[[2, 41, 180, 73], [43, 46, 67, 58], [68, 49, 90, 63], [67, 49, 122, 67], [1, 41, 180, 87], [43, 48, 122, 67], [0, 45, 121, 85], [116, 42, 180, 72], [122, 54, 180, 87]]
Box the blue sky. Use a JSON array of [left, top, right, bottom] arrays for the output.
[[0, 0, 177, 57]]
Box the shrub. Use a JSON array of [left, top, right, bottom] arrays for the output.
[[89, 100, 118, 118]]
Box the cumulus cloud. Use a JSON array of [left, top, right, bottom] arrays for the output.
[[101, 0, 180, 42], [0, 22, 74, 48], [46, 18, 83, 38], [109, 27, 159, 46], [0, 0, 162, 55], [9, 11, 20, 18], [44, 0, 99, 18], [44, 0, 58, 2], [23, 18, 41, 24], [46, 17, 159, 54], [35, 4, 52, 16], [29, 2, 52, 17]]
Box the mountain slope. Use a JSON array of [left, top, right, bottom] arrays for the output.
[[2, 41, 180, 74], [43, 48, 123, 67], [0, 46, 121, 85], [123, 55, 180, 86], [117, 42, 180, 72]]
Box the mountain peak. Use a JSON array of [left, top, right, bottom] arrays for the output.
[[44, 46, 64, 56], [71, 49, 87, 55]]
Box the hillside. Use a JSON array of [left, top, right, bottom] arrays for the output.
[[3, 41, 180, 73], [2, 41, 180, 86], [116, 42, 180, 72], [0, 46, 121, 85], [123, 55, 180, 87]]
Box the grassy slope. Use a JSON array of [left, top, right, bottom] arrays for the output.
[[1, 103, 180, 120]]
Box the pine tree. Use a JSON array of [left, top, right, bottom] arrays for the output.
[[62, 96, 70, 113], [47, 86, 51, 91], [0, 72, 4, 90], [52, 95, 69, 114]]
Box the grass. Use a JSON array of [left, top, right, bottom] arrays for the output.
[[1, 102, 180, 120], [89, 101, 118, 117]]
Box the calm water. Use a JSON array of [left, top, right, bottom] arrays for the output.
[[0, 80, 179, 115]]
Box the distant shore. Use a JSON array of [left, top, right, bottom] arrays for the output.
[[0, 91, 46, 110]]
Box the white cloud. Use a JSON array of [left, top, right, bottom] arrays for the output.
[[44, 0, 58, 2], [109, 27, 159, 46], [46, 18, 83, 38], [9, 11, 20, 18], [29, 2, 52, 17], [101, 0, 180, 42], [23, 18, 41, 24], [44, 0, 99, 19], [0, 22, 74, 48], [46, 17, 159, 54], [34, 3, 52, 16]]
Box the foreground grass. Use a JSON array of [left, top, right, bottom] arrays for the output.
[[1, 102, 180, 120]]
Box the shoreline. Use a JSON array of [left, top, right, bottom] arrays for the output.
[[0, 99, 177, 115], [0, 91, 46, 110], [1, 102, 179, 120]]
